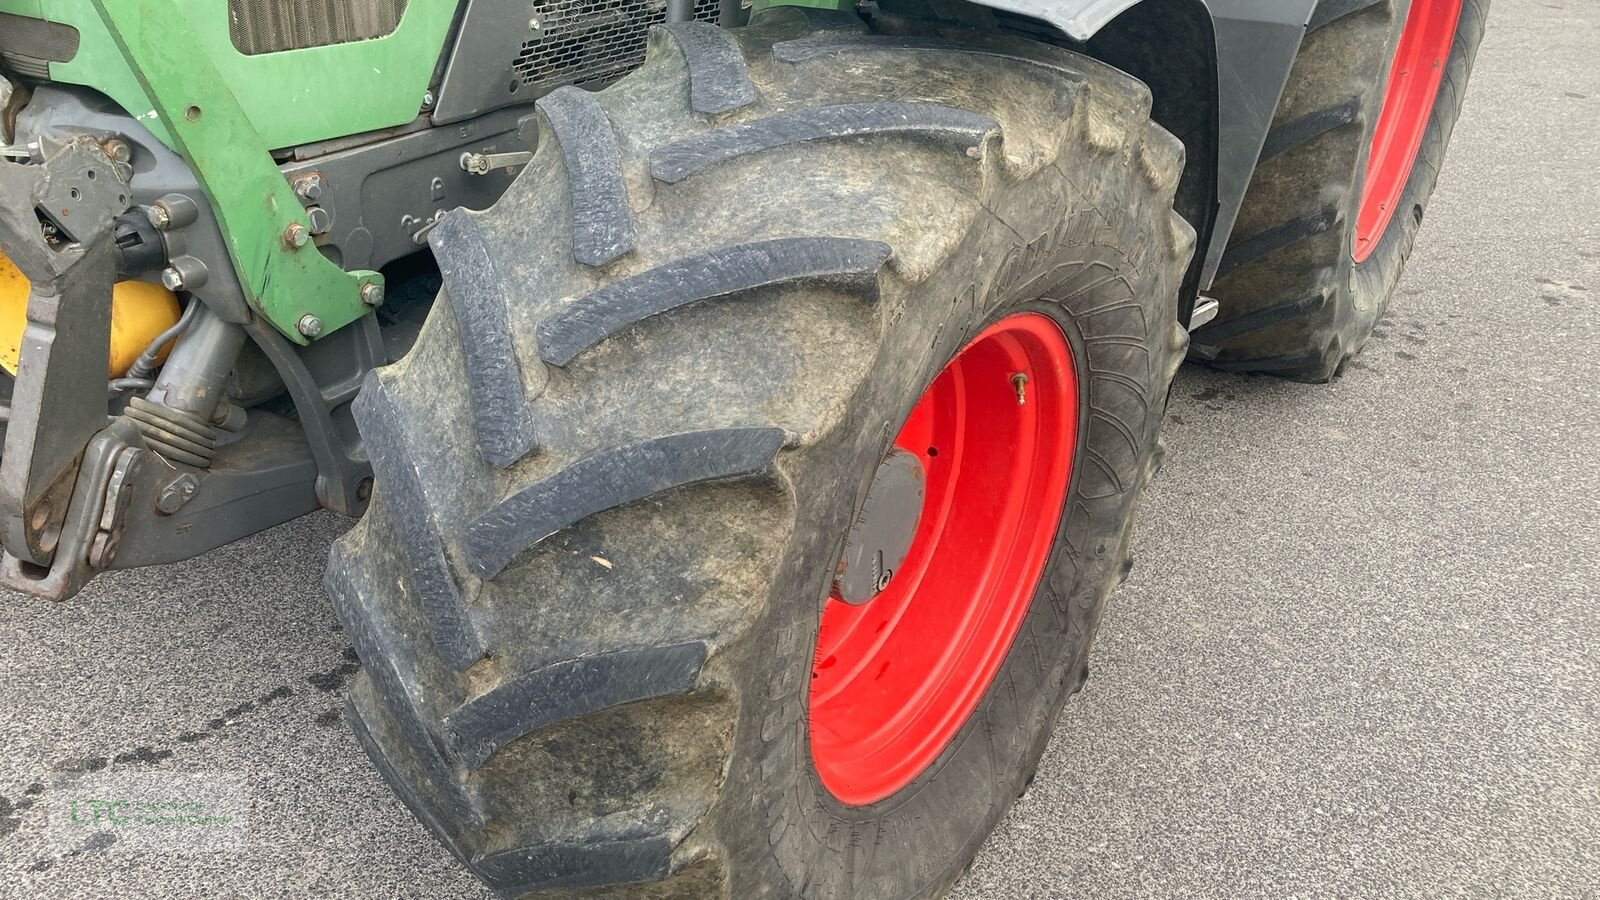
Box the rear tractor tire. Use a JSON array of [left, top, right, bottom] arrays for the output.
[[1194, 0, 1489, 381], [327, 9, 1192, 897]]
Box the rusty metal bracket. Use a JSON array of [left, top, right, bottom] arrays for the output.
[[0, 418, 144, 601]]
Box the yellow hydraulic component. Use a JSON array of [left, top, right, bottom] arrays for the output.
[[0, 250, 181, 378]]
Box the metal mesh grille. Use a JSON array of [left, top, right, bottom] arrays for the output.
[[228, 0, 408, 56], [512, 0, 722, 91]]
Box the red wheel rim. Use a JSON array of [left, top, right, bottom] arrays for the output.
[[1354, 0, 1464, 263], [808, 313, 1078, 806]]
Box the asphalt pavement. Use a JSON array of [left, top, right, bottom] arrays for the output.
[[2, 0, 1596, 896]]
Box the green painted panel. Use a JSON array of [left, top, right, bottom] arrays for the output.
[[3, 0, 456, 151], [14, 0, 172, 142], [88, 0, 381, 344]]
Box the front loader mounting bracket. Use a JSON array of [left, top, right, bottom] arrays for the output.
[[0, 134, 125, 567], [87, 0, 383, 345]]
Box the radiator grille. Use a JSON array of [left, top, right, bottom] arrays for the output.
[[512, 0, 722, 91], [228, 0, 408, 56]]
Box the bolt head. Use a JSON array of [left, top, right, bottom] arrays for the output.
[[307, 205, 333, 235], [160, 266, 185, 291], [293, 175, 323, 202], [154, 473, 199, 515], [146, 204, 172, 231], [89, 531, 119, 568], [101, 138, 132, 164], [360, 282, 384, 307], [285, 223, 310, 249], [297, 314, 324, 339], [422, 90, 436, 110]]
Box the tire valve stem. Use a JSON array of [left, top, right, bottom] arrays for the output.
[[1011, 372, 1029, 406]]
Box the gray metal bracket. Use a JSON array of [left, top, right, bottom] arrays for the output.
[[0, 419, 142, 600], [0, 135, 128, 565], [243, 317, 374, 517]]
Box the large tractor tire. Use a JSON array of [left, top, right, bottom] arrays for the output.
[[1192, 0, 1488, 381], [326, 9, 1191, 897]]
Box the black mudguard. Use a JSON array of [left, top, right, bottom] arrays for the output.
[[973, 0, 1321, 286]]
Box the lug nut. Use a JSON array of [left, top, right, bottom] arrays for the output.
[[360, 282, 384, 307], [284, 223, 310, 249], [297, 314, 324, 339]]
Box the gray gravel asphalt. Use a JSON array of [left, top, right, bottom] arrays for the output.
[[2, 0, 1597, 896]]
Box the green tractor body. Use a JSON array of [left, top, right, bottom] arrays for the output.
[[5, 0, 516, 342], [0, 0, 742, 598], [2, 0, 453, 152]]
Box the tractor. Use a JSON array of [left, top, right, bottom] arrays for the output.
[[0, 0, 1487, 895]]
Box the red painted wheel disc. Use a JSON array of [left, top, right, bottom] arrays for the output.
[[1354, 0, 1464, 263], [809, 313, 1079, 807]]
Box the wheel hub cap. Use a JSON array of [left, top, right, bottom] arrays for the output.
[[834, 449, 926, 605]]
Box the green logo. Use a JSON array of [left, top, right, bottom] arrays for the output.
[[68, 798, 234, 829]]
